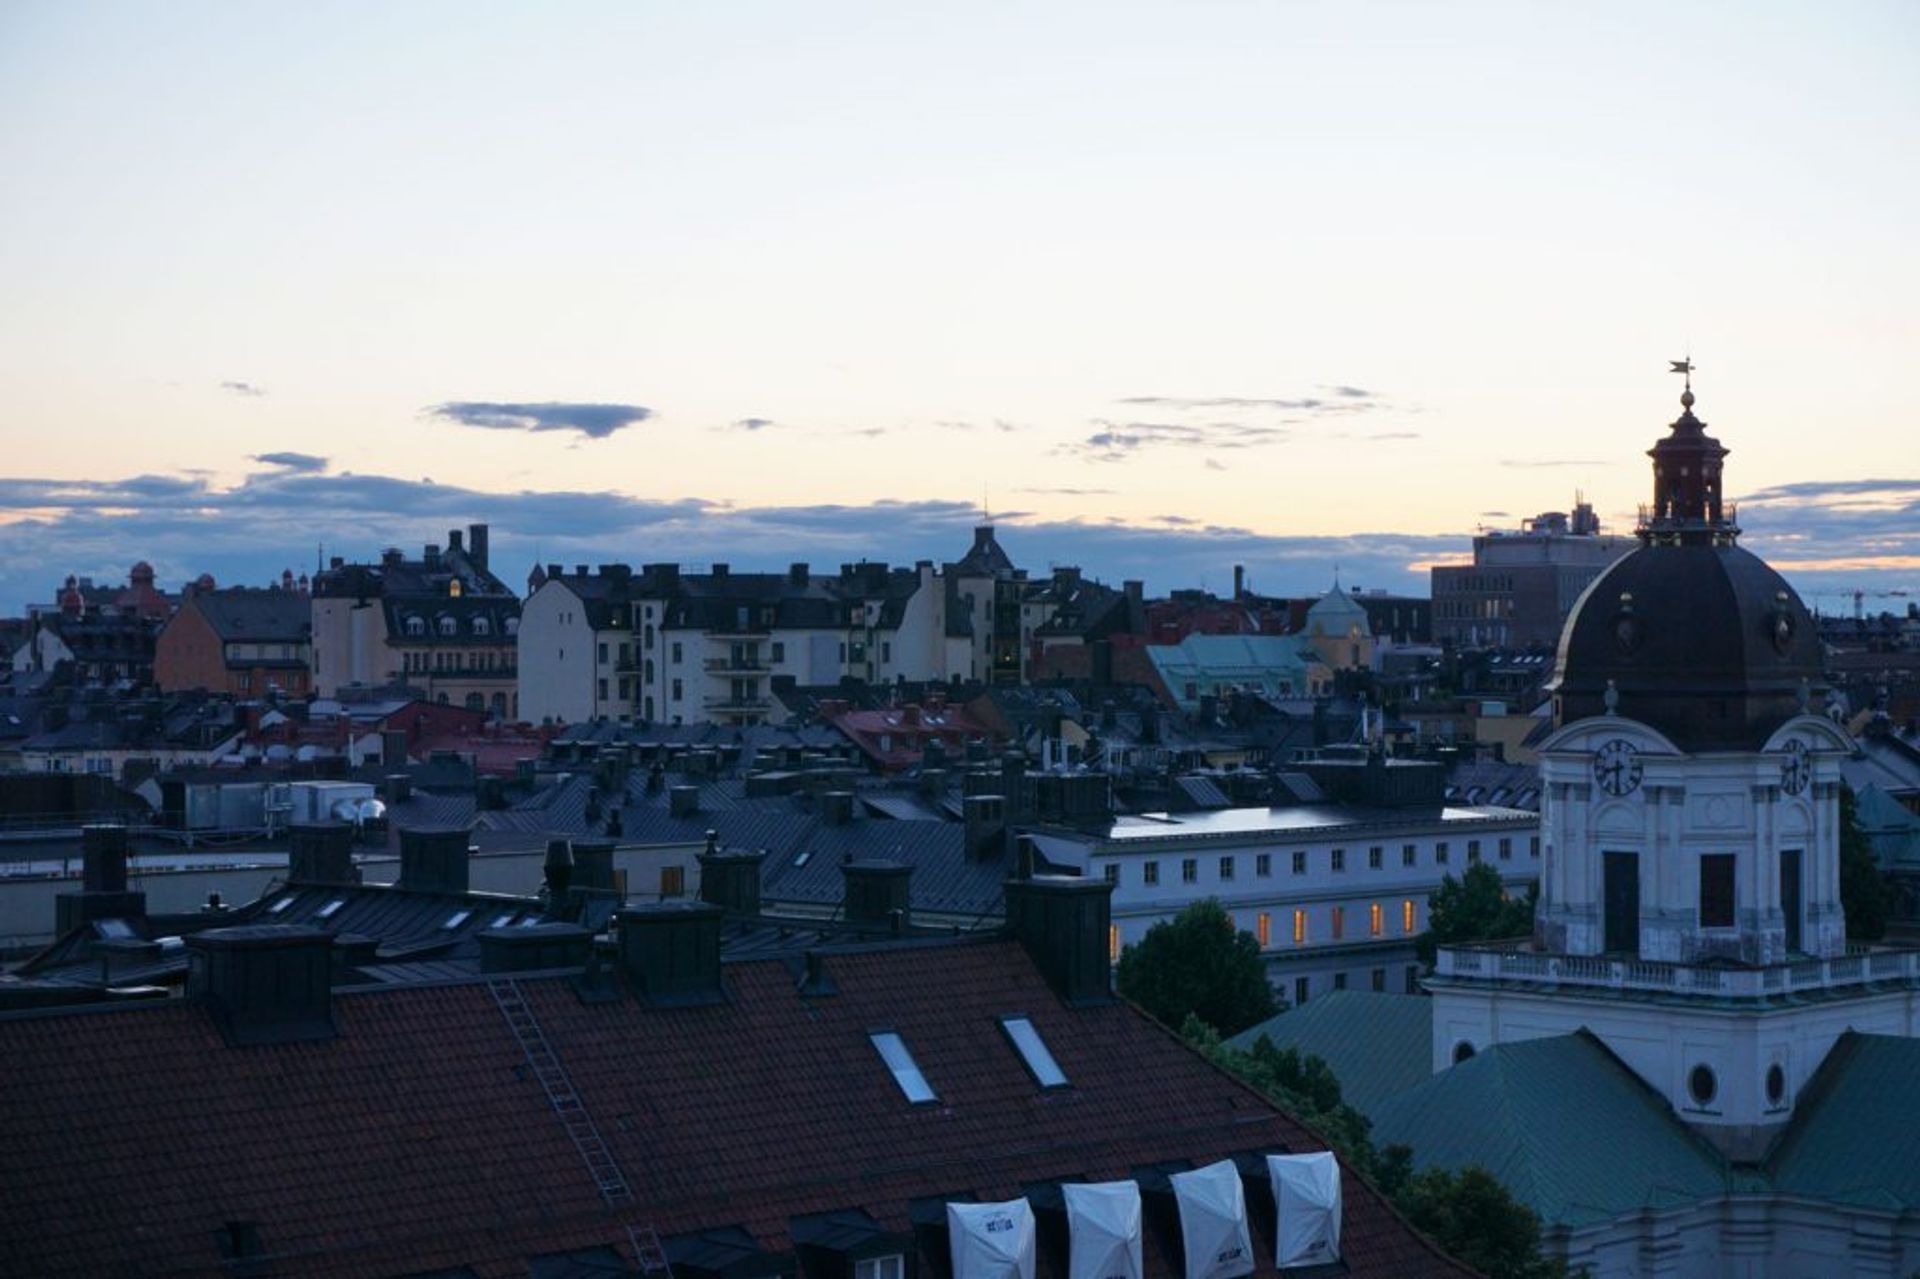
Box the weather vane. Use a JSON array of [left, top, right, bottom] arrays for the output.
[[1669, 356, 1694, 393]]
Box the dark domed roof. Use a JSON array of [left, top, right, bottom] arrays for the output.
[[1550, 542, 1823, 751]]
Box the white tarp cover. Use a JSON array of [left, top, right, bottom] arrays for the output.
[[1063, 1181, 1143, 1279], [1268, 1151, 1342, 1268], [1169, 1160, 1254, 1279], [948, 1199, 1037, 1279]]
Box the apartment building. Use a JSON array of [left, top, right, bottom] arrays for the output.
[[1432, 499, 1634, 649]]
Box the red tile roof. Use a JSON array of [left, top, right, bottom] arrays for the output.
[[0, 940, 1472, 1278]]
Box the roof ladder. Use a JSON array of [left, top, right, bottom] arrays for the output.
[[487, 978, 634, 1206], [629, 1223, 675, 1278]]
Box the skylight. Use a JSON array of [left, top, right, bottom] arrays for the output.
[[315, 899, 345, 920], [490, 911, 517, 928], [1000, 1016, 1068, 1088], [442, 909, 473, 930], [869, 1031, 937, 1103], [266, 897, 294, 915]]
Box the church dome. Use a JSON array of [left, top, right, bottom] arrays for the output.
[[1549, 379, 1824, 751], [1306, 583, 1369, 636]]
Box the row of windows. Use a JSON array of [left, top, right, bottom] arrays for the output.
[[1111, 836, 1536, 887], [402, 614, 514, 638], [1294, 967, 1424, 1002], [1107, 899, 1420, 961], [404, 649, 510, 673]]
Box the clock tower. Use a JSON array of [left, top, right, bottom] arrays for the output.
[[1426, 375, 1912, 1161]]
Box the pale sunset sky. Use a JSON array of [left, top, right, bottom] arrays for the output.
[[0, 2, 1915, 613]]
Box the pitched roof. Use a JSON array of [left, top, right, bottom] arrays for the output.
[[1368, 1032, 1730, 1227], [1225, 991, 1436, 1116], [188, 589, 312, 643], [1768, 1032, 1920, 1209], [0, 938, 1471, 1278]]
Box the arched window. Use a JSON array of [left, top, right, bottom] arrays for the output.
[[503, 616, 518, 636], [438, 616, 457, 637], [464, 692, 484, 712], [472, 616, 490, 637], [489, 692, 506, 718], [405, 615, 426, 637]]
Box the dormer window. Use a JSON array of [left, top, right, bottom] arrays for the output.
[[869, 1031, 936, 1103], [438, 616, 457, 637], [471, 616, 490, 636], [405, 616, 426, 637], [855, 1257, 905, 1279]]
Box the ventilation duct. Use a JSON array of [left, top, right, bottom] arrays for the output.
[[1267, 1152, 1340, 1269], [1063, 1182, 1142, 1279], [1170, 1161, 1253, 1279], [948, 1200, 1035, 1279]]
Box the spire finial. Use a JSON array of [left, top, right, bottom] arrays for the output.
[[1603, 678, 1620, 714], [1669, 356, 1695, 409]]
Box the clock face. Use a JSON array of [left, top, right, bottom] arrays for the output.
[[1593, 739, 1643, 797], [1780, 739, 1811, 795]]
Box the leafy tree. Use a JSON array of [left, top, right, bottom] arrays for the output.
[[1840, 783, 1889, 942], [1416, 862, 1539, 967], [1397, 1166, 1570, 1279], [1116, 899, 1276, 1035]]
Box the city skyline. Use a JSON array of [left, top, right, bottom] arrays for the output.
[[1, 2, 1915, 613]]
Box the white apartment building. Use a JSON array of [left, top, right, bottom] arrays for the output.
[[1034, 799, 1539, 1005]]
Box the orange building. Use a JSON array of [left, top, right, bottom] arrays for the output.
[[154, 585, 313, 697]]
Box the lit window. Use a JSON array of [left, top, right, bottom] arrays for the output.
[[661, 866, 685, 898], [1108, 924, 1120, 964], [315, 899, 345, 920], [1000, 1016, 1069, 1088], [1403, 900, 1416, 934], [1331, 907, 1345, 940], [1370, 903, 1383, 936], [442, 909, 473, 930], [1293, 909, 1307, 945], [1257, 912, 1272, 947], [870, 1031, 937, 1103], [856, 1257, 906, 1279]]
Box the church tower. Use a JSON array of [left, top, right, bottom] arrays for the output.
[[1427, 374, 1902, 1161]]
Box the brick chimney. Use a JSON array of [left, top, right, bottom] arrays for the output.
[[842, 860, 912, 928], [699, 842, 764, 914], [467, 523, 489, 571], [55, 824, 147, 936], [187, 925, 336, 1045], [615, 901, 724, 1007], [397, 826, 471, 894], [287, 823, 355, 885], [1004, 874, 1115, 1006]]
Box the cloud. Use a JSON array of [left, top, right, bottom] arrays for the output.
[[1117, 388, 1378, 413], [1058, 418, 1291, 463], [1017, 486, 1116, 496], [1498, 458, 1607, 469], [934, 419, 1024, 433], [251, 452, 328, 473], [221, 381, 266, 397], [425, 401, 653, 440], [723, 417, 780, 432]]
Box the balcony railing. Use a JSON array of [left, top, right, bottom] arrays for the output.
[[703, 695, 772, 712], [1433, 939, 1920, 1001], [703, 658, 770, 674]]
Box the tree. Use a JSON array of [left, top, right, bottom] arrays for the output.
[[1840, 783, 1889, 942], [1116, 899, 1276, 1035], [1416, 862, 1539, 967], [1397, 1166, 1570, 1279]]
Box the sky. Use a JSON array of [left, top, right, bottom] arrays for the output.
[[0, 2, 1915, 617]]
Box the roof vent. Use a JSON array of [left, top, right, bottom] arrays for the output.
[[964, 794, 1007, 861], [479, 922, 592, 974], [821, 790, 855, 825], [669, 785, 700, 818], [615, 900, 724, 1006], [186, 925, 336, 1046], [699, 843, 764, 914]]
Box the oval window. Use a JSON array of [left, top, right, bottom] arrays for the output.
[[1766, 1063, 1786, 1106], [1689, 1064, 1717, 1106], [1452, 1041, 1476, 1065]]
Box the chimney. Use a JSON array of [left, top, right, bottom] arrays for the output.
[[699, 841, 765, 914], [1001, 750, 1028, 815], [54, 824, 147, 936], [789, 562, 809, 587], [384, 772, 412, 803], [842, 859, 912, 928], [467, 523, 489, 570], [543, 838, 574, 906], [711, 562, 729, 580], [964, 793, 1007, 862], [615, 901, 724, 1006], [397, 826, 470, 894], [423, 543, 441, 569], [1004, 875, 1115, 1006], [287, 824, 355, 885], [1233, 564, 1245, 599], [920, 767, 948, 799], [447, 529, 464, 555], [186, 925, 337, 1045], [820, 790, 854, 825], [669, 785, 700, 818], [479, 921, 591, 974], [570, 838, 617, 893]]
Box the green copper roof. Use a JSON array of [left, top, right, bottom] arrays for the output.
[[1769, 1033, 1920, 1210], [1368, 1032, 1731, 1228], [1226, 991, 1435, 1115]]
